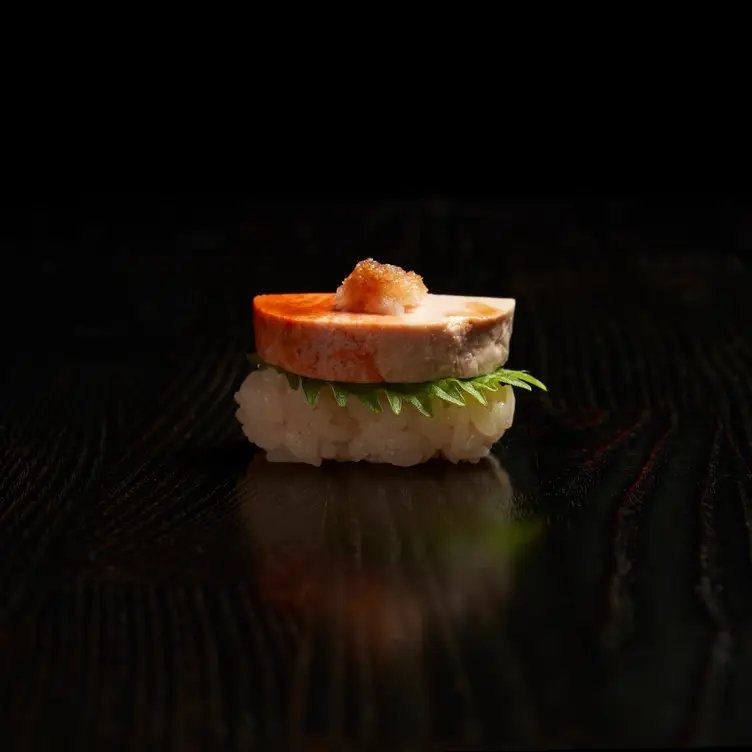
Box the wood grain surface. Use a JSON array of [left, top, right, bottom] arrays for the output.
[[0, 197, 751, 749]]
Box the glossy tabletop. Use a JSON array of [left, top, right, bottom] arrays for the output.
[[0, 197, 750, 750]]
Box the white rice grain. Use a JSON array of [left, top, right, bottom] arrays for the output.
[[234, 369, 515, 466]]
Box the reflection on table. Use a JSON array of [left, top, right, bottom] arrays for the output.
[[238, 455, 542, 658]]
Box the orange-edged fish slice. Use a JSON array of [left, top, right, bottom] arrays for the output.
[[253, 292, 516, 384]]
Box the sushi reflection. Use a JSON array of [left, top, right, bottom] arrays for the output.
[[238, 455, 542, 656]]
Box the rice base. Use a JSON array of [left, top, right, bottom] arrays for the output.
[[234, 368, 515, 467]]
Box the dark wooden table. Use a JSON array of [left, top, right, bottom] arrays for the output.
[[1, 196, 751, 749]]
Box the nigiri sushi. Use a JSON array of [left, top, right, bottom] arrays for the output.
[[234, 259, 546, 466]]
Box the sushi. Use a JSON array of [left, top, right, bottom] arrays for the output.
[[234, 259, 546, 466]]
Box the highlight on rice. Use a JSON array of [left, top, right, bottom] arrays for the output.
[[234, 368, 516, 467]]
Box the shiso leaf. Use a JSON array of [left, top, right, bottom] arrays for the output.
[[329, 383, 349, 407], [508, 370, 548, 391], [401, 392, 434, 418], [301, 379, 323, 406], [352, 387, 383, 413], [384, 389, 403, 415], [475, 376, 500, 392], [492, 373, 533, 391], [456, 379, 488, 405], [244, 354, 546, 418], [428, 380, 466, 406]]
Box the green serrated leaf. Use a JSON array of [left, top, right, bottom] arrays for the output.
[[330, 383, 349, 407], [504, 370, 548, 392], [456, 379, 488, 405], [402, 392, 433, 417], [244, 353, 546, 418], [301, 379, 323, 406], [384, 389, 403, 415], [493, 374, 533, 391], [475, 377, 500, 392], [443, 379, 466, 399], [354, 389, 383, 413], [429, 380, 466, 406]]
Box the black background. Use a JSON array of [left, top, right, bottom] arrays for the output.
[[1, 192, 751, 749]]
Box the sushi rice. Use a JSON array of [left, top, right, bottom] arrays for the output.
[[234, 368, 515, 467]]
